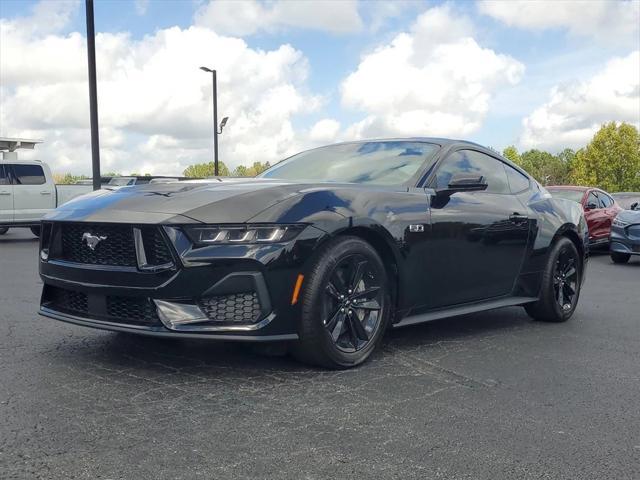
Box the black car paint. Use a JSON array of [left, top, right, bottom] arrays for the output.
[[39, 139, 588, 340]]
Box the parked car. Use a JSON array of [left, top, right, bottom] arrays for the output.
[[107, 176, 191, 188], [546, 186, 622, 247], [38, 138, 589, 368], [611, 192, 640, 211], [609, 201, 640, 264], [0, 160, 92, 236]]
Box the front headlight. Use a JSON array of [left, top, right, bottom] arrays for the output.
[[184, 224, 306, 246], [612, 217, 630, 228]]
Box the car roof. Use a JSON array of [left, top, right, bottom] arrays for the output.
[[547, 185, 589, 191], [320, 137, 487, 149]]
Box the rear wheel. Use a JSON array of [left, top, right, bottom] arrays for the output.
[[292, 236, 391, 369], [0, 227, 8, 235], [610, 251, 631, 264], [525, 237, 581, 322], [30, 226, 40, 237]]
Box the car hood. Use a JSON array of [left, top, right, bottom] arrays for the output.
[[45, 178, 314, 224], [616, 209, 640, 223]]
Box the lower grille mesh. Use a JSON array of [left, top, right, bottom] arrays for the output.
[[106, 296, 160, 326], [44, 286, 160, 327], [48, 287, 88, 315], [198, 292, 262, 324]]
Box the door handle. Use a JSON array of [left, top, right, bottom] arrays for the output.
[[509, 213, 529, 223], [40, 191, 52, 195], [0, 191, 11, 195]]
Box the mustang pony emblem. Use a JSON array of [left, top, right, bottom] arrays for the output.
[[82, 232, 107, 251]]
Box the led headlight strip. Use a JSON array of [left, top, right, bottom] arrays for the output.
[[184, 224, 305, 246]]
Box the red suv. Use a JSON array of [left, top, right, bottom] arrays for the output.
[[547, 186, 622, 246]]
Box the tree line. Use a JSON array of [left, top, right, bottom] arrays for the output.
[[502, 122, 639, 191], [182, 161, 271, 178]]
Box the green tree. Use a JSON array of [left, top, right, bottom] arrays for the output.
[[52, 173, 90, 184], [183, 161, 230, 177], [231, 161, 271, 177], [572, 122, 640, 191], [502, 145, 520, 164], [503, 146, 573, 186]]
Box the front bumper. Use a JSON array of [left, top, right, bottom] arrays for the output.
[[39, 307, 295, 342], [610, 224, 640, 255], [39, 222, 328, 340]]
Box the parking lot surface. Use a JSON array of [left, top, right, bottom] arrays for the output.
[[1, 228, 639, 479]]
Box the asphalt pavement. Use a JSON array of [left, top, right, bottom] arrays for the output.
[[1, 227, 638, 479]]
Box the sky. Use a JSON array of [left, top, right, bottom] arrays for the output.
[[0, 0, 639, 176]]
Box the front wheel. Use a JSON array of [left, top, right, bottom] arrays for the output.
[[292, 236, 391, 369], [525, 237, 581, 322], [0, 227, 8, 235], [610, 251, 630, 264]]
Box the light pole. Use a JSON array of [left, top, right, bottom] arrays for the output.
[[86, 0, 101, 190], [200, 67, 229, 177]]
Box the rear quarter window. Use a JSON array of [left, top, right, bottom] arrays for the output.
[[503, 164, 530, 193], [13, 164, 46, 185]]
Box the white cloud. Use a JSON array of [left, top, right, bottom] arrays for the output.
[[478, 0, 640, 45], [0, 2, 321, 175], [309, 118, 341, 142], [135, 0, 150, 16], [340, 5, 524, 139], [194, 0, 362, 36], [520, 51, 640, 151]]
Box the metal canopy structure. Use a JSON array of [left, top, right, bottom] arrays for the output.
[[0, 137, 43, 152]]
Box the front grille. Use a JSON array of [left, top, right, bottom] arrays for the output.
[[59, 223, 136, 266], [52, 223, 173, 268], [46, 286, 88, 315], [627, 225, 640, 240], [106, 296, 160, 326], [140, 228, 173, 265], [198, 292, 262, 324]]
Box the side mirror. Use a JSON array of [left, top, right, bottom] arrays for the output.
[[631, 202, 639, 211], [436, 173, 488, 196], [585, 202, 598, 210]]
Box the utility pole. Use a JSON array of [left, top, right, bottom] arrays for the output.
[[85, 0, 101, 190]]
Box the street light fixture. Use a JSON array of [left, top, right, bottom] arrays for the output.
[[200, 66, 228, 176]]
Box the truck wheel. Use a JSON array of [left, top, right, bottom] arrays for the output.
[[30, 226, 41, 237], [0, 227, 8, 235]]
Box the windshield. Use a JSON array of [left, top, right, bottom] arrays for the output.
[[260, 141, 439, 185], [612, 194, 640, 210], [547, 188, 584, 203]]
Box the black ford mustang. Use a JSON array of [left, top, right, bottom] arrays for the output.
[[39, 139, 589, 368]]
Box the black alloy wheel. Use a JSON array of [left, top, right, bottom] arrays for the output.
[[525, 237, 581, 322], [322, 254, 384, 353], [293, 236, 391, 368], [553, 246, 578, 313]]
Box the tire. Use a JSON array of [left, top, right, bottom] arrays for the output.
[[292, 236, 392, 369], [610, 252, 631, 264], [0, 227, 8, 235], [30, 226, 41, 237], [525, 237, 582, 323]]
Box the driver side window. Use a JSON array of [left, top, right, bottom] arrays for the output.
[[586, 192, 599, 209], [434, 150, 510, 194]]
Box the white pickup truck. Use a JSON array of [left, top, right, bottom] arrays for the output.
[[0, 160, 92, 236]]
